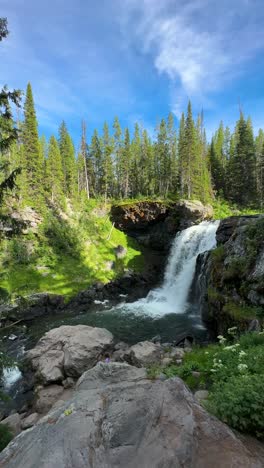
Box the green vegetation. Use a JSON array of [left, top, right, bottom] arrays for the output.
[[212, 198, 261, 219], [148, 331, 264, 438], [0, 201, 143, 299], [223, 302, 263, 320], [0, 424, 13, 452]]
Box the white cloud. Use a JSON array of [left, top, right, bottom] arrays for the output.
[[119, 0, 264, 116]]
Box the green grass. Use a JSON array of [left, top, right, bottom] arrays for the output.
[[0, 201, 144, 300], [212, 198, 262, 219]]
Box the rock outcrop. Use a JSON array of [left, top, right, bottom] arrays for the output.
[[27, 325, 114, 384], [111, 200, 213, 251], [0, 293, 65, 326], [65, 273, 155, 313], [197, 215, 264, 335], [0, 362, 262, 468]]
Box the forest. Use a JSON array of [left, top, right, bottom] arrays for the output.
[[2, 80, 264, 212]]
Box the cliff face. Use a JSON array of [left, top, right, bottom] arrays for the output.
[[198, 215, 264, 335], [111, 200, 213, 251]]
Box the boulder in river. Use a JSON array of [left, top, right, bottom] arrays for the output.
[[27, 325, 114, 384], [0, 362, 262, 468]]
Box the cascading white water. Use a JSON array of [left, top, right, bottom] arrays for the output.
[[122, 220, 219, 317]]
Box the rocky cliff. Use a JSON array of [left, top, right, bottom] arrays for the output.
[[197, 215, 264, 334], [111, 200, 213, 251]]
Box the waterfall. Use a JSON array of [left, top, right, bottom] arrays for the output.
[[123, 220, 219, 317]]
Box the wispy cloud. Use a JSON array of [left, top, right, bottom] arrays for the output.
[[118, 0, 264, 117]]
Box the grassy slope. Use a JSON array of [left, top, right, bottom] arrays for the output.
[[0, 197, 262, 301], [0, 200, 143, 300]]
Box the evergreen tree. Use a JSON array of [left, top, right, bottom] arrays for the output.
[[256, 129, 264, 207], [228, 113, 256, 205], [122, 128, 131, 198], [90, 129, 103, 196], [259, 143, 264, 209], [155, 119, 169, 196], [58, 121, 76, 197], [78, 120, 90, 198], [142, 129, 155, 196], [113, 116, 123, 197], [178, 112, 185, 197], [180, 101, 197, 199], [130, 123, 141, 196], [22, 83, 43, 199], [101, 122, 114, 200], [46, 136, 64, 203], [167, 112, 178, 194]]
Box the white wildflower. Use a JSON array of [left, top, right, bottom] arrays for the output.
[[238, 363, 248, 372], [239, 351, 247, 359], [217, 335, 227, 344]]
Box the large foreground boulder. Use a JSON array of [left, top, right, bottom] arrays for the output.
[[27, 325, 114, 384], [1, 363, 262, 468]]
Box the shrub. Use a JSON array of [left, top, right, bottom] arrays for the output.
[[43, 217, 81, 258], [0, 424, 13, 452], [207, 374, 264, 438], [9, 239, 33, 265]]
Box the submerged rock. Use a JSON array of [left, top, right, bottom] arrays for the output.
[[0, 362, 262, 468], [27, 325, 114, 384]]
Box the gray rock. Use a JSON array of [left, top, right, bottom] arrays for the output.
[[62, 377, 75, 389], [248, 319, 261, 332], [28, 325, 114, 383], [105, 260, 115, 271], [1, 413, 21, 436], [0, 362, 262, 468], [114, 245, 127, 259], [161, 357, 172, 367], [127, 341, 163, 367], [21, 413, 39, 430], [157, 372, 167, 381], [195, 390, 209, 402], [35, 385, 64, 414], [169, 346, 185, 360]]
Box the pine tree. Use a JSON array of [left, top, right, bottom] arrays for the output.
[[130, 123, 141, 196], [178, 112, 185, 197], [78, 121, 90, 198], [122, 128, 131, 198], [58, 121, 76, 197], [167, 112, 178, 194], [113, 116, 123, 197], [90, 129, 103, 196], [228, 113, 256, 206], [255, 129, 264, 207], [101, 122, 114, 200], [155, 119, 169, 196], [46, 136, 64, 203], [259, 142, 264, 209], [142, 129, 155, 196], [180, 101, 197, 199], [22, 83, 43, 200]]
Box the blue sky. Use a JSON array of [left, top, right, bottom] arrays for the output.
[[1, 0, 264, 146]]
